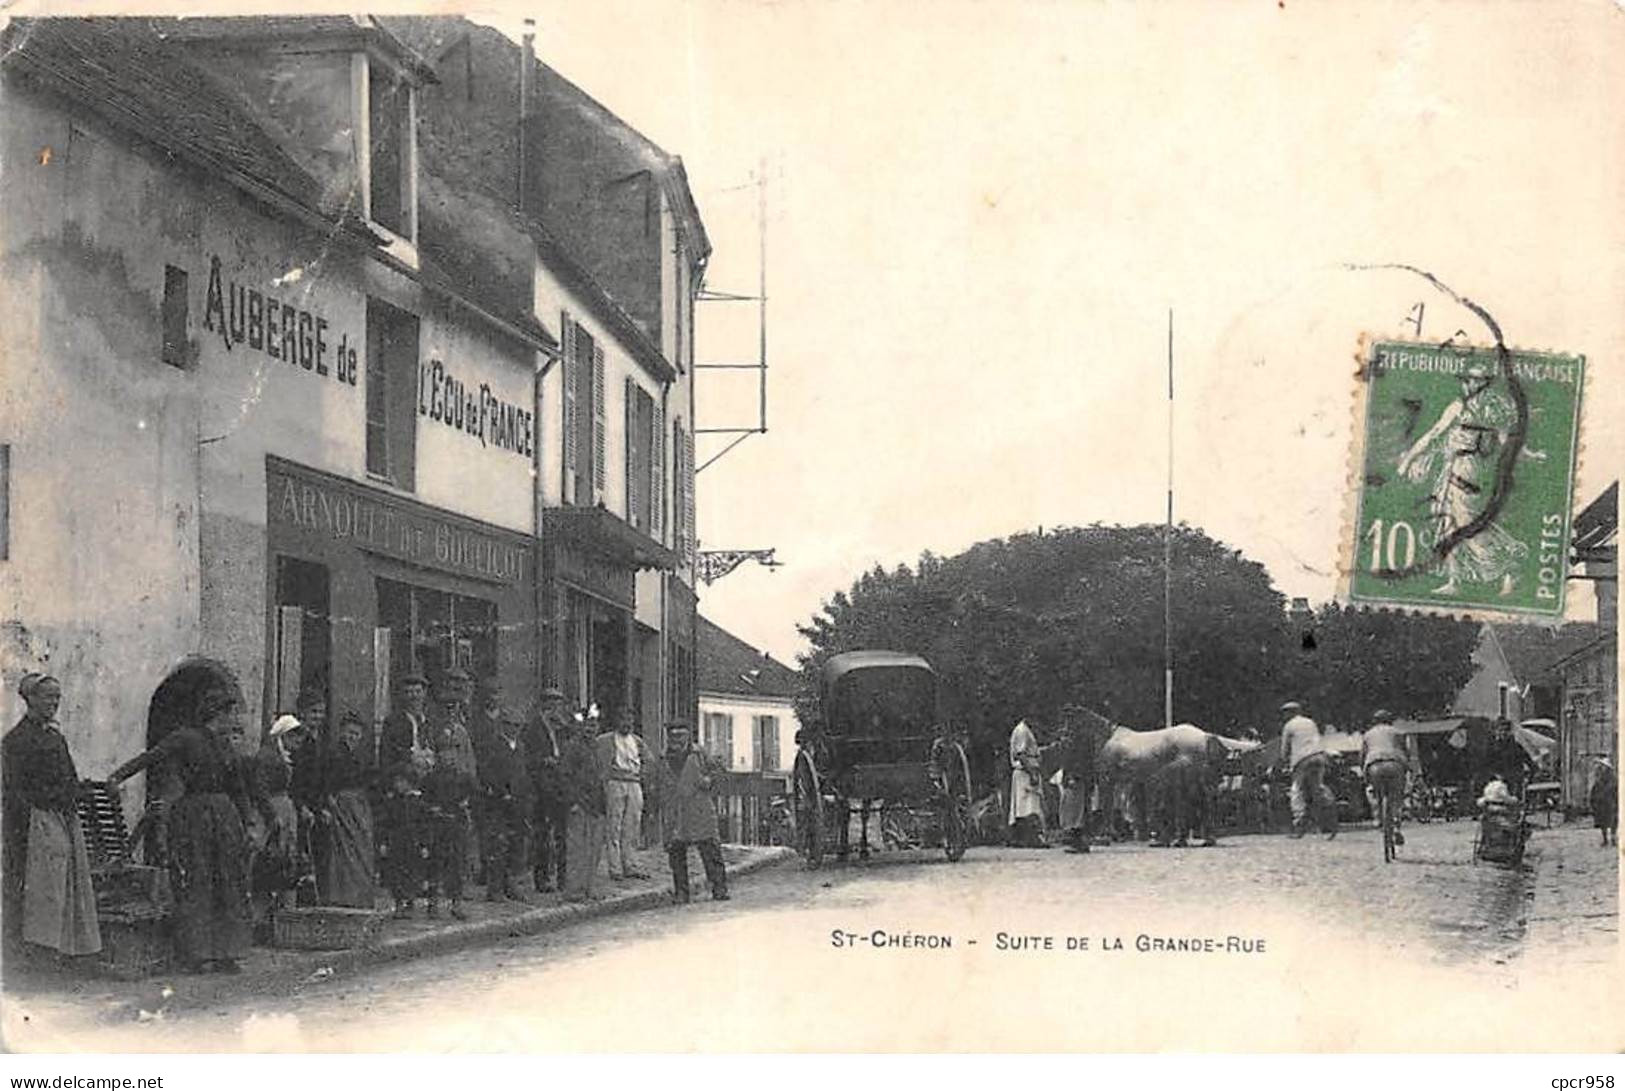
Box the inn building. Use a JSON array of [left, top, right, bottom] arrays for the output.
[[0, 17, 707, 797]]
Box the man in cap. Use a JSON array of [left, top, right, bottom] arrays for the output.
[[423, 666, 478, 918], [378, 669, 434, 917], [1360, 709, 1412, 848], [475, 705, 534, 901], [595, 707, 656, 880], [526, 684, 570, 893], [658, 722, 728, 903], [1275, 701, 1335, 839]]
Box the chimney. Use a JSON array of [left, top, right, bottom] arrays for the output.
[[518, 19, 535, 209]]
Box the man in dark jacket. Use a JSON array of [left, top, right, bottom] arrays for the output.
[[558, 709, 606, 902], [377, 670, 433, 917], [1058, 705, 1100, 854], [658, 723, 728, 903], [423, 668, 478, 919], [525, 685, 570, 893], [475, 706, 534, 901]]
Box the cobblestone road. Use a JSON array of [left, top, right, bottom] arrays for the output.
[[6, 818, 1616, 1052]]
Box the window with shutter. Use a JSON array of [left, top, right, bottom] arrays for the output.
[[624, 376, 640, 529], [683, 424, 696, 565], [591, 343, 606, 500], [561, 313, 577, 504], [759, 715, 780, 771]]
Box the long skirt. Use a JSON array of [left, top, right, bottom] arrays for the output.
[[315, 789, 376, 908], [564, 810, 606, 898], [22, 808, 102, 956], [168, 792, 252, 963], [1008, 768, 1044, 824], [1592, 781, 1617, 831]]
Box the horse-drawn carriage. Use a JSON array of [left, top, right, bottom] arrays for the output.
[[791, 651, 973, 867]]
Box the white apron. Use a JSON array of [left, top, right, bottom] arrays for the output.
[[1007, 721, 1044, 823]]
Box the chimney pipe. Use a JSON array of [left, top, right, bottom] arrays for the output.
[[518, 18, 535, 209]]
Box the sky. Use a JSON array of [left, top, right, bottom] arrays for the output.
[[494, 1, 1623, 665]]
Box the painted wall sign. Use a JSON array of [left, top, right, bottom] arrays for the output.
[[202, 256, 359, 385], [269, 462, 529, 585], [418, 359, 534, 459], [553, 543, 635, 609]]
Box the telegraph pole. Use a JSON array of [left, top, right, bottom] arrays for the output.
[[1165, 309, 1175, 731]]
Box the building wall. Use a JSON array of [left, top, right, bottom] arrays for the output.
[[0, 88, 204, 778], [1, 72, 539, 785], [696, 691, 799, 774], [1451, 627, 1530, 723], [1559, 637, 1618, 810]]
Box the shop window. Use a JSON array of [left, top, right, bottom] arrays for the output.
[[274, 557, 331, 715], [365, 299, 419, 488], [161, 265, 189, 369], [367, 58, 414, 242], [376, 576, 497, 692]]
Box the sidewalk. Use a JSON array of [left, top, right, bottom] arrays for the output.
[[1520, 821, 1619, 967], [4, 843, 793, 1023]]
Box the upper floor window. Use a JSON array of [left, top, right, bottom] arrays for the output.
[[365, 298, 420, 489], [561, 313, 604, 506], [365, 57, 416, 246]]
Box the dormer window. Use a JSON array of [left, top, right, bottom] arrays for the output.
[[360, 54, 418, 258]]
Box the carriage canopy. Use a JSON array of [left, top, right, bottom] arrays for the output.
[[819, 651, 938, 738]]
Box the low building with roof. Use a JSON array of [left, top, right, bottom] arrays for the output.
[[696, 616, 801, 844]]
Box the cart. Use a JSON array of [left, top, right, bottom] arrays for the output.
[[1472, 799, 1529, 867], [791, 651, 972, 867]]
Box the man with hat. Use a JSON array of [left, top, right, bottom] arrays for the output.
[[658, 722, 729, 903], [595, 706, 656, 881], [423, 666, 478, 919], [558, 705, 608, 902], [378, 669, 434, 917], [1275, 700, 1335, 839], [1360, 709, 1412, 848], [525, 684, 570, 893], [475, 704, 534, 902]]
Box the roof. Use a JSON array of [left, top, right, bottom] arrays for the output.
[[820, 650, 935, 695], [3, 18, 326, 210], [154, 16, 438, 84], [1488, 622, 1608, 683], [697, 617, 801, 700], [1573, 482, 1618, 553]]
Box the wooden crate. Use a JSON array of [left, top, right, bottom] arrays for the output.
[[271, 906, 385, 950]]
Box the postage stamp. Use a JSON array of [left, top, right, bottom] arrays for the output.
[[1348, 339, 1585, 617]]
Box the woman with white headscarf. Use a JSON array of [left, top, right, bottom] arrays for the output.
[[2, 672, 102, 960], [1007, 720, 1049, 848]]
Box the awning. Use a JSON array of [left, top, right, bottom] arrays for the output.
[[544, 504, 677, 571]]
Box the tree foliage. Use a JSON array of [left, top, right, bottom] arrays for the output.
[[794, 524, 1482, 791]]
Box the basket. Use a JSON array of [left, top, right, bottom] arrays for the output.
[[92, 912, 171, 980], [270, 906, 386, 950]]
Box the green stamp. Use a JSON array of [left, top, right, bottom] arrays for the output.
[[1350, 339, 1584, 617]]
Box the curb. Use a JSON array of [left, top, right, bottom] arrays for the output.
[[92, 846, 795, 1022]]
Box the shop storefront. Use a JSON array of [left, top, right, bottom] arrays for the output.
[[265, 456, 537, 742]]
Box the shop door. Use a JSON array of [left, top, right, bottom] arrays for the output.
[[591, 614, 626, 720], [275, 557, 331, 714]]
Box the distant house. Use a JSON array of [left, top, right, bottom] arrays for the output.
[[696, 616, 802, 844], [1553, 483, 1618, 811], [1453, 623, 1603, 725]]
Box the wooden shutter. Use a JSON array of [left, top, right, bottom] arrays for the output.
[[682, 423, 696, 565], [650, 399, 664, 539], [591, 342, 606, 501], [624, 376, 640, 528], [762, 715, 780, 771], [276, 606, 304, 714], [561, 312, 577, 504]]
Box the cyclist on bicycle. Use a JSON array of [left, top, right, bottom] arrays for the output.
[[1361, 711, 1411, 847]]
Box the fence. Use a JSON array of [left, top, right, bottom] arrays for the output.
[[713, 770, 791, 846]]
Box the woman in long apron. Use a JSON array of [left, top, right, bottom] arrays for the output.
[[246, 714, 309, 928], [312, 712, 377, 908], [110, 684, 253, 973], [1, 673, 101, 962]]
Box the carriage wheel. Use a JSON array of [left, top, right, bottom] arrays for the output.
[[792, 752, 825, 869], [940, 742, 973, 862]]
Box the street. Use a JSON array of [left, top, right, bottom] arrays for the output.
[[5, 820, 1616, 1052]]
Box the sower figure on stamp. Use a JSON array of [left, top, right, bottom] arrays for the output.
[[658, 722, 729, 903], [525, 685, 570, 893], [475, 705, 534, 902], [1276, 701, 1335, 840], [423, 667, 478, 920], [378, 670, 434, 918], [596, 707, 655, 881]]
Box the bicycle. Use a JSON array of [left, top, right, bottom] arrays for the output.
[[1367, 760, 1407, 863]]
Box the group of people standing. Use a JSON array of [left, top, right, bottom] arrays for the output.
[[2, 665, 732, 977]]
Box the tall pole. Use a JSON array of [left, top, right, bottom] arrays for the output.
[[1164, 309, 1174, 730], [757, 157, 768, 433]]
